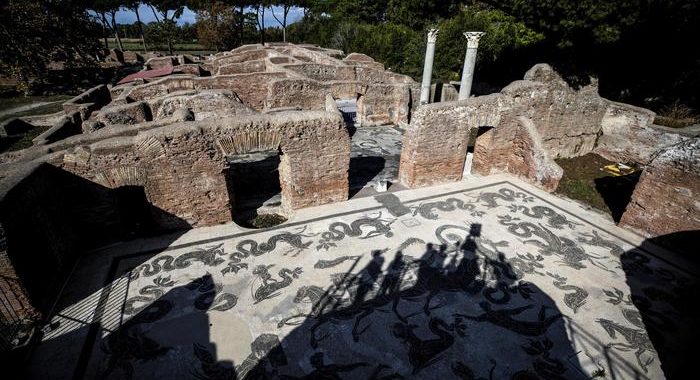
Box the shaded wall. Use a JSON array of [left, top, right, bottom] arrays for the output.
[[620, 138, 700, 237]]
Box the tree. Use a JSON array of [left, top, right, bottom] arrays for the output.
[[270, 1, 295, 42], [124, 1, 148, 52], [194, 2, 238, 51], [90, 0, 126, 51], [146, 0, 185, 55], [254, 1, 269, 44], [0, 0, 100, 94]]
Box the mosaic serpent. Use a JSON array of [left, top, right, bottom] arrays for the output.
[[129, 244, 226, 280], [123, 275, 175, 315], [185, 274, 237, 312], [222, 228, 314, 275], [251, 264, 303, 303], [509, 205, 581, 229], [477, 188, 534, 208], [497, 216, 614, 273], [392, 317, 466, 375], [315, 212, 395, 251], [105, 277, 174, 378], [454, 301, 561, 337], [413, 197, 477, 220], [546, 272, 588, 313]]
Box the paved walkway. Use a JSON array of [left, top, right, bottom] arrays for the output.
[[27, 174, 696, 379]]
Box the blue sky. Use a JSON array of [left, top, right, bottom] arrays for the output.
[[115, 5, 305, 27]]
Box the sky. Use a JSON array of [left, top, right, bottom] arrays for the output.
[[115, 5, 305, 27]]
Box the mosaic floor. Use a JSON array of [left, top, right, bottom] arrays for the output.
[[27, 175, 696, 380]]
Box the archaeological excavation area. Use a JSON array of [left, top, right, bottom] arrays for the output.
[[0, 43, 698, 379]]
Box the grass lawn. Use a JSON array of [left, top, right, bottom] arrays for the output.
[[106, 38, 213, 55]]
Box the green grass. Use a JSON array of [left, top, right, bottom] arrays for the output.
[[106, 38, 212, 55]]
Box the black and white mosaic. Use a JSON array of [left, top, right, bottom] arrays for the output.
[[34, 181, 695, 380]]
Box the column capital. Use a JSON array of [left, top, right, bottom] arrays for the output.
[[463, 31, 485, 48], [427, 29, 439, 43]]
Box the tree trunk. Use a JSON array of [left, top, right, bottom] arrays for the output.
[[238, 6, 244, 46], [110, 12, 124, 51], [133, 7, 147, 52], [260, 6, 265, 45], [283, 7, 288, 43], [101, 22, 108, 49]]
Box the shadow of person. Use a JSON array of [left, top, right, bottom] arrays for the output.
[[236, 224, 586, 379], [618, 230, 700, 380]]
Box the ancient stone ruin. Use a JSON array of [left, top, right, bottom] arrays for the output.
[[0, 42, 697, 377]]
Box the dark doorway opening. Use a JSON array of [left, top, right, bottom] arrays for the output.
[[225, 151, 286, 229], [594, 171, 641, 222], [348, 156, 386, 198], [113, 185, 155, 237]]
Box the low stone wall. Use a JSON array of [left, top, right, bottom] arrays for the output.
[[266, 79, 356, 110], [123, 73, 288, 111], [357, 84, 412, 126], [61, 84, 111, 120], [285, 63, 356, 82], [217, 60, 266, 75], [32, 111, 83, 145], [620, 138, 700, 236]]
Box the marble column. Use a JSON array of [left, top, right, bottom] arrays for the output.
[[419, 29, 439, 105], [458, 32, 485, 100]]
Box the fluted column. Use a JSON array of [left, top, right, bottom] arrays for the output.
[[458, 32, 485, 100], [419, 29, 439, 105]]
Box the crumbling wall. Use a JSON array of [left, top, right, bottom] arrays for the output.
[[4, 111, 349, 229], [357, 84, 412, 126], [217, 60, 266, 75], [502, 64, 609, 158], [33, 111, 83, 145], [472, 115, 563, 191], [149, 90, 255, 121], [398, 94, 508, 187], [620, 138, 700, 236], [265, 79, 361, 110], [285, 64, 356, 82], [62, 84, 111, 120], [594, 102, 686, 165]]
